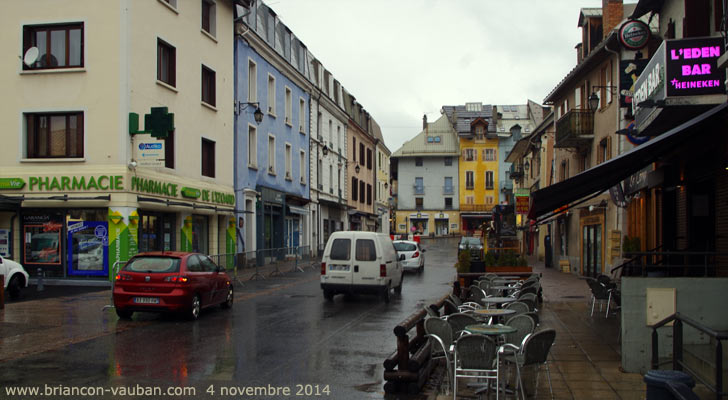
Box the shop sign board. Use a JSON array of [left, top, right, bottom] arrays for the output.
[[0, 178, 25, 189], [515, 195, 530, 215], [619, 20, 650, 50], [633, 37, 726, 126], [134, 137, 165, 167]]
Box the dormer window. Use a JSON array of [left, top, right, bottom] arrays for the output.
[[475, 125, 484, 139]]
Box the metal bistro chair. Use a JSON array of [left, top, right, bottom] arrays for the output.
[[586, 278, 612, 317], [446, 313, 478, 338], [453, 334, 500, 400], [500, 329, 556, 400], [519, 298, 537, 313], [504, 301, 529, 317], [504, 314, 535, 348], [425, 317, 456, 394], [450, 293, 481, 312], [467, 285, 488, 305], [523, 311, 540, 326]]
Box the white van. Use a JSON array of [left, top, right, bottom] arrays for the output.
[[320, 231, 404, 303]]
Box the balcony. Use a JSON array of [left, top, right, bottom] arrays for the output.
[[413, 185, 425, 195], [509, 164, 523, 180], [555, 109, 594, 149], [460, 204, 494, 212], [443, 186, 454, 195]]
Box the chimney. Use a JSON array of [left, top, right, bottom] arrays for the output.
[[423, 114, 427, 131], [602, 0, 623, 38]]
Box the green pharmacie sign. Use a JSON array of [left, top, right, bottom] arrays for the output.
[[0, 178, 26, 189], [29, 175, 124, 191], [131, 177, 234, 206]]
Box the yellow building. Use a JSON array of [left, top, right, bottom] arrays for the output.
[[442, 103, 499, 234]]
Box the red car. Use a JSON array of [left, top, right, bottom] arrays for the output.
[[113, 251, 233, 320]]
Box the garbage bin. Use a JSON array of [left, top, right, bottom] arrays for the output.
[[644, 370, 695, 400]]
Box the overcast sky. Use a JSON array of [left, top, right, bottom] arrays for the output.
[[267, 0, 636, 152]]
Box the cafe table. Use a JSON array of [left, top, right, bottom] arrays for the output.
[[471, 308, 516, 324], [479, 296, 517, 308], [463, 323, 517, 337]]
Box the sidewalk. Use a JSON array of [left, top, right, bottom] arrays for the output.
[[430, 256, 647, 400]]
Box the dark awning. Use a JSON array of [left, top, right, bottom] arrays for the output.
[[528, 102, 728, 221]]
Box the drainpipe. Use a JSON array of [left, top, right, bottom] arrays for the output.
[[314, 87, 323, 255], [605, 38, 623, 269]]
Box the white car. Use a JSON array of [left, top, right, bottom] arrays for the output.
[[0, 256, 29, 299], [393, 240, 426, 274]]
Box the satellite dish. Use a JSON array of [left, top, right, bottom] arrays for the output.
[[23, 47, 39, 67]]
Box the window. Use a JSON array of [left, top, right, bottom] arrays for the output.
[[268, 135, 276, 174], [485, 171, 494, 190], [445, 197, 453, 209], [575, 86, 582, 109], [337, 127, 341, 152], [415, 197, 423, 210], [485, 195, 494, 205], [367, 148, 372, 170], [285, 87, 292, 124], [267, 75, 276, 115], [465, 171, 474, 189], [330, 238, 350, 260], [352, 137, 356, 163], [359, 143, 365, 166], [248, 125, 257, 168], [248, 60, 257, 102], [157, 39, 176, 87], [23, 23, 83, 70], [201, 65, 216, 106], [444, 157, 452, 166], [415, 157, 423, 166], [301, 150, 307, 184], [165, 130, 175, 169], [25, 112, 83, 158], [427, 136, 434, 143], [329, 164, 333, 189], [285, 143, 292, 179], [360, 181, 365, 203], [475, 125, 484, 139], [299, 98, 306, 133], [201, 138, 215, 177], [598, 138, 608, 164], [367, 184, 372, 205], [434, 136, 441, 143], [352, 177, 358, 201], [484, 148, 496, 161], [415, 177, 424, 194], [355, 239, 376, 261], [464, 149, 475, 161], [444, 177, 453, 194], [606, 61, 613, 104], [161, 0, 177, 7], [201, 0, 216, 37]]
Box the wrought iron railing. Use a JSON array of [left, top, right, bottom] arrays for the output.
[[555, 108, 594, 149], [612, 250, 728, 277]]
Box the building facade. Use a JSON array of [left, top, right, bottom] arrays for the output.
[[373, 121, 392, 233], [0, 0, 237, 280], [235, 3, 311, 256], [392, 114, 461, 236]]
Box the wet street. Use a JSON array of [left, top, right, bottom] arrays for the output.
[[0, 238, 457, 399]]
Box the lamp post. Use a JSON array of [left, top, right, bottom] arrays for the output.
[[236, 101, 264, 124], [588, 93, 600, 113]]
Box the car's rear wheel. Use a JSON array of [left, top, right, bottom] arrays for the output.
[[188, 294, 201, 320], [221, 286, 233, 309], [323, 289, 334, 301], [116, 308, 133, 319], [7, 275, 22, 299]]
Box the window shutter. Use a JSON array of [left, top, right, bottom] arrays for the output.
[[607, 136, 612, 160]]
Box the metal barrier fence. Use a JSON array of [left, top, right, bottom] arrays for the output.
[[208, 245, 320, 284]]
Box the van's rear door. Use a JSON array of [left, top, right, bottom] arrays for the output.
[[353, 238, 381, 286], [327, 237, 353, 285]]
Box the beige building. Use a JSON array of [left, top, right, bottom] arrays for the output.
[[0, 0, 236, 281]]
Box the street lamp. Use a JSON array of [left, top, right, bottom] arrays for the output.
[[321, 144, 329, 157], [588, 93, 600, 113], [236, 101, 264, 124]]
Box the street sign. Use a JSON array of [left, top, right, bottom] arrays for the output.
[[133, 135, 165, 167]]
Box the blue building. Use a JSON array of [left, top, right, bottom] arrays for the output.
[[234, 6, 312, 255]]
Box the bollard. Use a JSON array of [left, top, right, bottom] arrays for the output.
[[37, 268, 44, 292]]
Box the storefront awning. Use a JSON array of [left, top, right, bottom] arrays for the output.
[[528, 102, 728, 221], [287, 205, 309, 215]]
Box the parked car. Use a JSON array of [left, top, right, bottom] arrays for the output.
[[0, 256, 29, 299], [113, 251, 233, 320], [393, 240, 425, 274], [458, 236, 484, 260], [320, 231, 404, 303]]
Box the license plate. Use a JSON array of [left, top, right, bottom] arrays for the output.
[[329, 264, 350, 272], [133, 297, 159, 304]]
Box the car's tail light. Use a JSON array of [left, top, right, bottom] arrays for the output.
[[115, 274, 132, 281], [164, 276, 189, 283], [412, 251, 420, 258], [380, 264, 387, 277], [321, 262, 326, 275]]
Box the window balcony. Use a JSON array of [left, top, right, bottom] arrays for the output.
[[555, 108, 594, 150], [413, 185, 425, 195], [443, 186, 454, 195]]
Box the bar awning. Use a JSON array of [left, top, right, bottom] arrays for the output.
[[287, 205, 309, 215], [528, 102, 728, 221]]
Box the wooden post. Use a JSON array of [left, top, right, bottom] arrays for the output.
[[396, 333, 409, 372], [0, 275, 4, 309]]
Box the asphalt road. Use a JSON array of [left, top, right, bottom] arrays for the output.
[[0, 237, 458, 400]]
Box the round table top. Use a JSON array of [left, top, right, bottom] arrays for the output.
[[492, 279, 520, 284], [464, 323, 517, 335], [490, 285, 518, 291], [472, 308, 517, 316], [480, 296, 517, 304]]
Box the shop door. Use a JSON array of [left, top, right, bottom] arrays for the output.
[[139, 213, 175, 252], [582, 224, 602, 277], [285, 217, 300, 255]]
